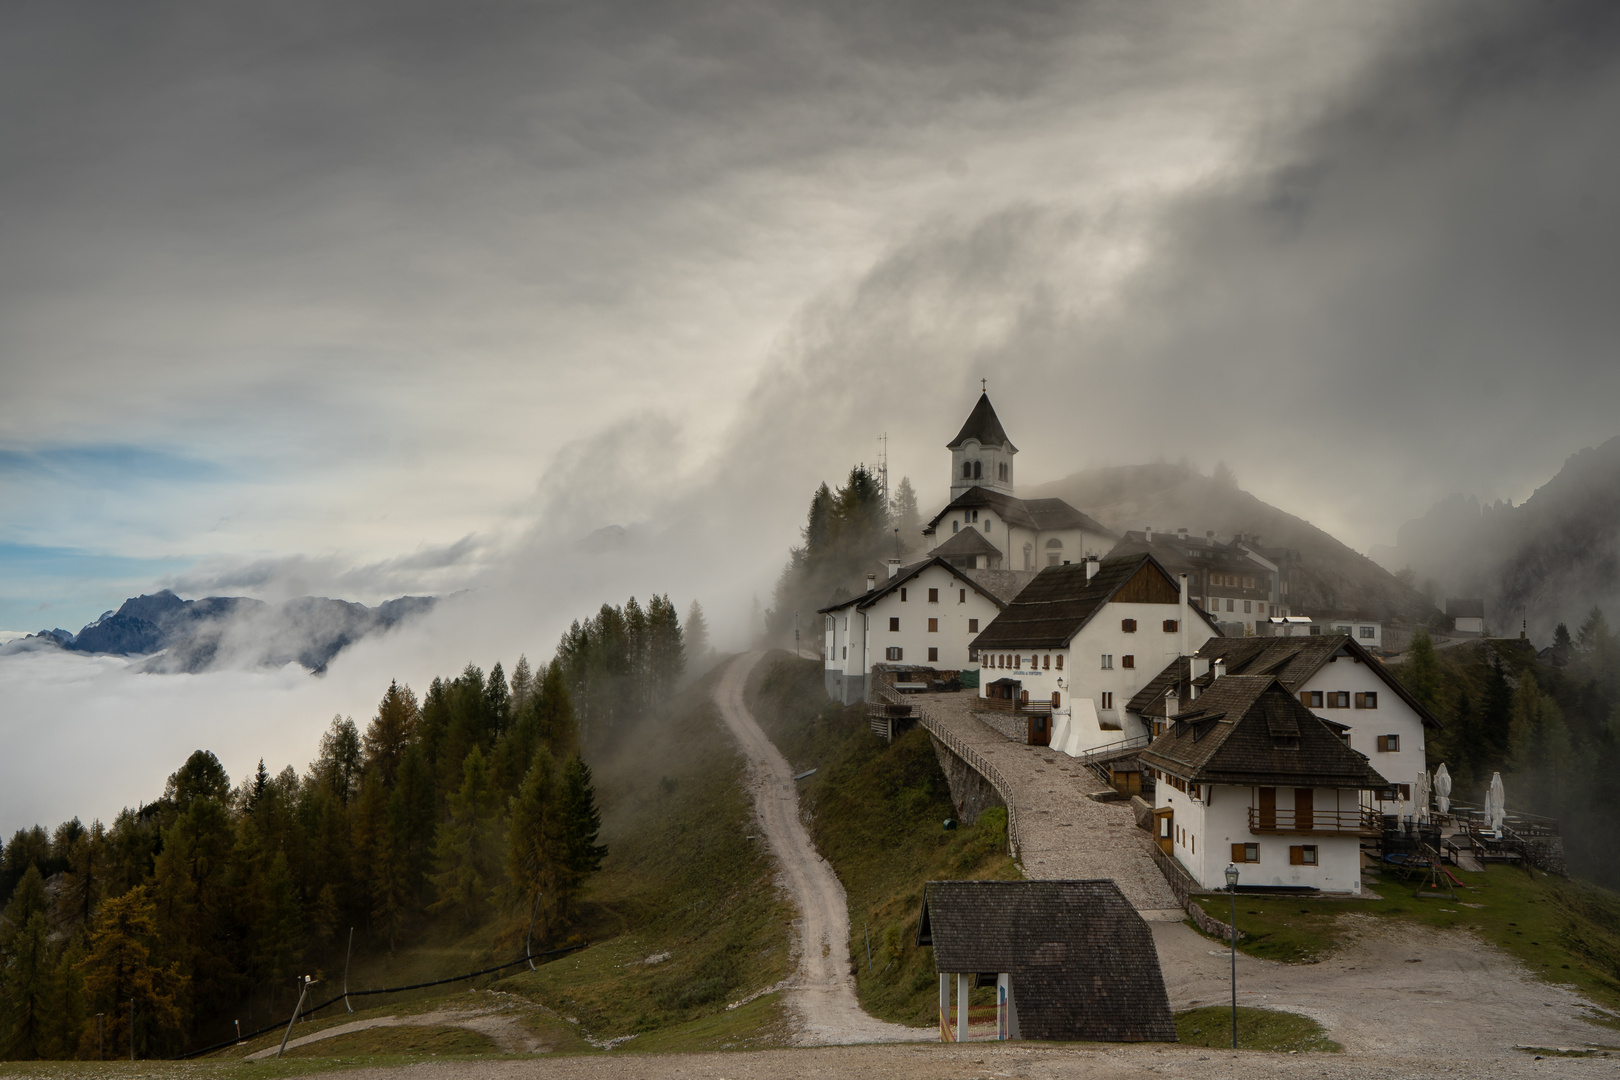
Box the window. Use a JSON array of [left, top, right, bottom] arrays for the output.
[[1300, 690, 1323, 708], [1289, 845, 1318, 866], [1244, 576, 1255, 589], [1376, 734, 1400, 752], [1055, 655, 1063, 670], [1325, 691, 1350, 709], [985, 519, 992, 532], [927, 647, 939, 662], [968, 647, 979, 662], [1043, 655, 1050, 670], [1259, 602, 1267, 615], [953, 520, 959, 533], [1355, 692, 1378, 709], [927, 618, 938, 632], [886, 647, 903, 661], [1101, 654, 1114, 669], [1163, 619, 1178, 633], [928, 588, 939, 603], [968, 618, 979, 632], [973, 460, 982, 479], [1308, 624, 1321, 635], [1101, 692, 1114, 709], [1360, 625, 1376, 639], [999, 462, 1008, 481], [959, 589, 966, 603], [1335, 625, 1351, 635], [1382, 783, 1412, 801], [1121, 618, 1137, 632], [889, 617, 900, 632], [841, 646, 846, 659], [971, 510, 979, 522], [1015, 655, 1022, 669], [962, 462, 972, 479], [1122, 655, 1135, 669], [900, 588, 907, 602], [1244, 600, 1252, 614], [1226, 599, 1235, 612], [1231, 843, 1260, 863]]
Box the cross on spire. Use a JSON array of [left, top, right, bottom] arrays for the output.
[[981, 377, 987, 393]]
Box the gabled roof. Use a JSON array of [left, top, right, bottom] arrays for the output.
[[815, 556, 1015, 614], [947, 393, 1017, 452], [971, 553, 1222, 650], [1186, 635, 1442, 729], [1139, 676, 1390, 789], [917, 879, 1174, 1043], [961, 568, 1038, 604], [924, 486, 1113, 539], [931, 526, 1003, 560]]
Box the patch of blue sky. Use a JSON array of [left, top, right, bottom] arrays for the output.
[[0, 443, 230, 488], [0, 543, 194, 633]]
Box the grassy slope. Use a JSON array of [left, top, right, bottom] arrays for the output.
[[1175, 1006, 1339, 1052], [1193, 865, 1620, 1020], [491, 663, 794, 1050], [747, 653, 1020, 1027]]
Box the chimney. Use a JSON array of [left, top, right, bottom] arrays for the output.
[[866, 574, 876, 593], [887, 558, 901, 580], [1177, 527, 1189, 540], [1085, 555, 1099, 583], [1144, 526, 1152, 542], [1212, 658, 1226, 682], [1178, 573, 1190, 658]]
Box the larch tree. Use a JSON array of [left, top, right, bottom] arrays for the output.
[[76, 887, 185, 1059], [505, 748, 563, 937], [363, 681, 420, 787], [428, 746, 499, 926]]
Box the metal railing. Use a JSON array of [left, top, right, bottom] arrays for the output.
[[876, 680, 1020, 860], [1247, 807, 1381, 835], [1075, 734, 1151, 767]]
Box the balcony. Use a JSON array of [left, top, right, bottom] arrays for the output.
[[1248, 807, 1381, 836]]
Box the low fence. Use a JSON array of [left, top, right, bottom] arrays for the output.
[[1147, 844, 1244, 944]]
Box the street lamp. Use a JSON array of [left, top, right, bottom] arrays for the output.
[[1224, 863, 1240, 1049]]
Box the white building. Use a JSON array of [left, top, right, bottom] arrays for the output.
[[923, 393, 1114, 572], [1447, 599, 1486, 636], [1131, 635, 1438, 820], [969, 553, 1222, 757], [1262, 615, 1383, 649], [1139, 675, 1389, 895], [820, 558, 1032, 705]]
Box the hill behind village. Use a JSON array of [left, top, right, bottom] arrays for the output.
[[1028, 463, 1442, 628]]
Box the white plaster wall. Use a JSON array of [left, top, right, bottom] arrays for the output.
[[1158, 782, 1362, 894], [867, 565, 1004, 673], [1300, 656, 1427, 815]]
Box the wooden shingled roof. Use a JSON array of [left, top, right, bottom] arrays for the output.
[[1138, 676, 1390, 789], [971, 553, 1221, 651], [947, 392, 1017, 452], [917, 879, 1175, 1043]]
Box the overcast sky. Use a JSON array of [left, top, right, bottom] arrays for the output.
[[3, 0, 1619, 828]]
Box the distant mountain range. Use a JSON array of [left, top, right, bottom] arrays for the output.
[[5, 590, 435, 673], [1371, 435, 1620, 640], [1029, 463, 1443, 627]]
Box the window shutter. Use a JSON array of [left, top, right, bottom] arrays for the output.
[[1289, 845, 1305, 866], [1354, 692, 1365, 708], [1231, 843, 1246, 864], [1300, 691, 1311, 705], [1376, 735, 1389, 752]]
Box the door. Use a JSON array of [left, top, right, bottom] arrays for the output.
[[1027, 714, 1051, 747], [1258, 787, 1276, 831], [1295, 788, 1314, 832], [1155, 809, 1173, 855]]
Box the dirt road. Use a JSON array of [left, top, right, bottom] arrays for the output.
[[713, 653, 923, 1046]]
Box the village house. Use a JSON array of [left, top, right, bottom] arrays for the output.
[[922, 393, 1114, 571], [1129, 634, 1438, 820], [1138, 675, 1389, 894], [820, 557, 1031, 705], [1447, 598, 1486, 636], [1108, 528, 1296, 636], [969, 553, 1221, 757]]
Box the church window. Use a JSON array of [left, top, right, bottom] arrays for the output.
[[973, 460, 982, 479], [999, 462, 1008, 481], [962, 462, 972, 479], [952, 520, 959, 533]]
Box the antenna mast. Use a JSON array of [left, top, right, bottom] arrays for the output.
[[877, 433, 889, 507]]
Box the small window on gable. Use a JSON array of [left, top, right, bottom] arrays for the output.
[[1122, 655, 1135, 669], [1376, 734, 1400, 753], [959, 588, 966, 603], [928, 588, 939, 603], [1301, 690, 1323, 708], [900, 588, 907, 601], [1163, 620, 1178, 633], [968, 618, 979, 632], [953, 520, 960, 533], [1356, 691, 1378, 709], [1325, 691, 1349, 708], [1101, 654, 1113, 670], [889, 617, 900, 632]]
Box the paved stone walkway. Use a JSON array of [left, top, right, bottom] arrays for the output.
[[913, 691, 1182, 917]]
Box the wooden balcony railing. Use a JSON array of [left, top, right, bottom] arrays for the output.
[[1248, 808, 1381, 835]]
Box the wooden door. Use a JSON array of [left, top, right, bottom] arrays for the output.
[[1027, 714, 1051, 746], [1258, 787, 1276, 831], [1155, 809, 1173, 855], [1295, 788, 1314, 831]]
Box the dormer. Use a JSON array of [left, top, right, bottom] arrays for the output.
[[948, 392, 1017, 500]]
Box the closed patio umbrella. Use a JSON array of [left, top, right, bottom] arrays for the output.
[[1488, 772, 1506, 834], [1434, 763, 1452, 815], [1414, 770, 1431, 822]]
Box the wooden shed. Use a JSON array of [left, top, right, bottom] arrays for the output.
[[917, 879, 1175, 1043]]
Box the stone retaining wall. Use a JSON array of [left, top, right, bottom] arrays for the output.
[[927, 734, 1006, 827], [1146, 842, 1245, 944]]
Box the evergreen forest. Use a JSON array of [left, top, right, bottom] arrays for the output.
[[0, 594, 686, 1060]]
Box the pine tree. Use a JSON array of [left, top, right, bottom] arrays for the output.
[[505, 748, 562, 933], [1402, 630, 1441, 711], [486, 662, 512, 738], [311, 717, 363, 805], [509, 655, 534, 716], [76, 887, 185, 1059], [646, 594, 685, 705], [891, 476, 922, 549], [557, 755, 607, 919], [428, 747, 498, 926], [685, 601, 710, 664]]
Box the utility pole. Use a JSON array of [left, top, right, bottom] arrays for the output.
[[877, 433, 889, 508], [129, 998, 135, 1061], [1225, 864, 1240, 1048]]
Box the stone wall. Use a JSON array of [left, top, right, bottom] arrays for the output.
[[928, 734, 1006, 827], [1522, 835, 1568, 877], [1146, 839, 1246, 944]]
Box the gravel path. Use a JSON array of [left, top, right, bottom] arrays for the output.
[[912, 691, 1181, 916], [714, 653, 924, 1046], [245, 1001, 549, 1059]]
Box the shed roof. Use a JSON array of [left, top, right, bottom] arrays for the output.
[[1138, 676, 1390, 789], [917, 879, 1175, 1043], [947, 393, 1017, 452]]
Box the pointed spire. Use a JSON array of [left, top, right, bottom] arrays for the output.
[[947, 392, 1017, 452]]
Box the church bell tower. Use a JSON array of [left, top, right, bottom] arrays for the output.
[[947, 390, 1017, 501]]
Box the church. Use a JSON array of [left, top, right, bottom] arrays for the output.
[[924, 392, 1114, 571]]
